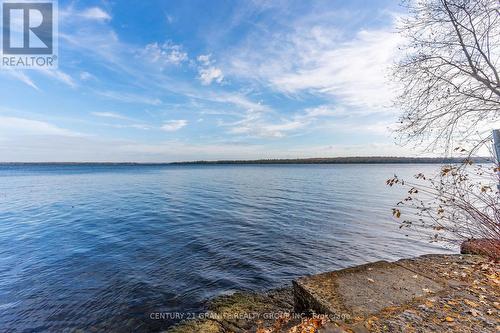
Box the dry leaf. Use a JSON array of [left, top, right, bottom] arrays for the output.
[[425, 300, 435, 308], [464, 299, 478, 308]]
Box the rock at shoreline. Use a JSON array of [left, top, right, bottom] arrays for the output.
[[167, 254, 499, 332], [294, 259, 445, 319], [461, 239, 500, 259], [166, 319, 222, 333], [166, 288, 296, 333]]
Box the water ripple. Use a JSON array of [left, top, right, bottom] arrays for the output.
[[0, 164, 453, 332]]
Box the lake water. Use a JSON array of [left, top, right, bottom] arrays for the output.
[[0, 164, 453, 332]]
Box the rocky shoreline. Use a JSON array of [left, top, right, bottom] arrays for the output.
[[165, 253, 499, 333]]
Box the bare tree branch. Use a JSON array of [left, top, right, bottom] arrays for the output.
[[394, 0, 500, 153]]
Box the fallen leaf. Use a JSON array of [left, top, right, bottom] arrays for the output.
[[464, 300, 478, 308], [469, 309, 480, 317], [444, 317, 454, 322]]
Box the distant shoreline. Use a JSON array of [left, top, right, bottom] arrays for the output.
[[0, 156, 491, 165]]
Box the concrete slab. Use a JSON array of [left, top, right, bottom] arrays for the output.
[[168, 255, 495, 333], [293, 260, 445, 319]]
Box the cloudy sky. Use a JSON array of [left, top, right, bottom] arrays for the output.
[[0, 0, 415, 162]]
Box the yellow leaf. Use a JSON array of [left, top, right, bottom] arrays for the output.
[[464, 299, 478, 308], [470, 309, 480, 317]]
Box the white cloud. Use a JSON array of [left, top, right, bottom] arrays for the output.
[[91, 112, 152, 130], [197, 54, 211, 65], [0, 116, 79, 137], [199, 67, 224, 85], [161, 120, 188, 132], [221, 108, 307, 138], [274, 29, 400, 109], [58, 9, 226, 101], [60, 6, 111, 23], [302, 105, 344, 118], [219, 99, 393, 139], [58, 16, 213, 100], [225, 20, 402, 112], [80, 7, 111, 21], [128, 124, 151, 130], [91, 111, 129, 120], [229, 119, 307, 138], [139, 42, 188, 68], [197, 54, 224, 85], [80, 71, 95, 81], [111, 124, 151, 130], [96, 90, 162, 106], [38, 69, 77, 88], [221, 103, 343, 139], [208, 93, 269, 113], [2, 67, 75, 90], [321, 120, 391, 136], [4, 70, 39, 90]]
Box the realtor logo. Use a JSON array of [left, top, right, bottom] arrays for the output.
[[1, 0, 58, 68]]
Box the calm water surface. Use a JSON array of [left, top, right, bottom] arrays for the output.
[[0, 164, 453, 332]]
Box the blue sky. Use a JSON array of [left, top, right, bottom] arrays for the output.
[[0, 0, 413, 162]]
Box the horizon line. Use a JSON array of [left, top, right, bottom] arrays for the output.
[[0, 156, 491, 165]]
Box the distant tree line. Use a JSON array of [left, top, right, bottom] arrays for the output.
[[0, 156, 491, 166], [170, 156, 490, 165]]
